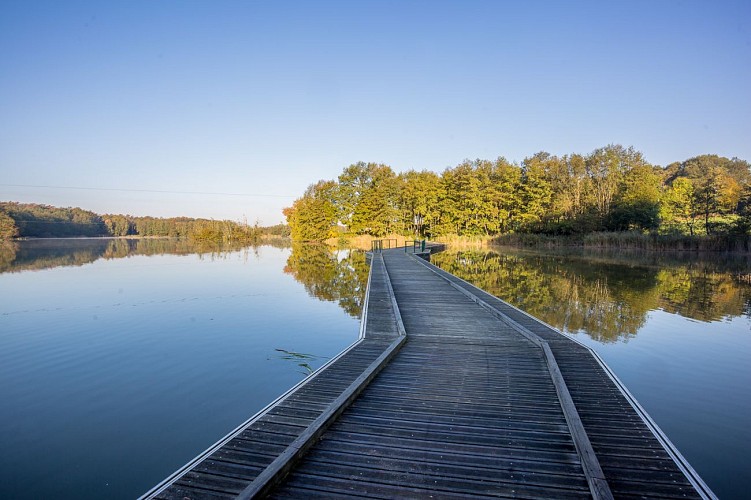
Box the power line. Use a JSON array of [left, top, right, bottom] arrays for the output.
[[0, 183, 295, 198], [9, 220, 106, 225], [8, 218, 256, 225]]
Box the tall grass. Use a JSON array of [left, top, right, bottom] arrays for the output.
[[493, 232, 751, 252], [330, 233, 493, 250], [434, 234, 493, 248], [327, 233, 412, 250]]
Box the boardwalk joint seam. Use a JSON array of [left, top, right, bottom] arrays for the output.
[[236, 253, 407, 499], [407, 252, 614, 500]]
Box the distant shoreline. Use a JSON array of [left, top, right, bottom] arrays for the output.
[[11, 235, 174, 241]]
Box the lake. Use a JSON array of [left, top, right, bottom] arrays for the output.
[[431, 246, 751, 499], [1, 239, 748, 499], [0, 238, 367, 499]]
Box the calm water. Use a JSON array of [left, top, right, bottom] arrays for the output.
[[0, 238, 367, 499], [431, 247, 751, 499], [2, 240, 749, 499]]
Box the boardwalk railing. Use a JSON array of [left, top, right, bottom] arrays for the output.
[[370, 238, 398, 252], [372, 238, 434, 253], [403, 239, 428, 253]]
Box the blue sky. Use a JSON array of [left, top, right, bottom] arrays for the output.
[[1, 0, 749, 224]]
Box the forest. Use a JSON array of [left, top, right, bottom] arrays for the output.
[[0, 202, 289, 241], [283, 145, 751, 244]]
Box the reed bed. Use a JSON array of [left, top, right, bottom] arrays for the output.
[[493, 232, 751, 253]]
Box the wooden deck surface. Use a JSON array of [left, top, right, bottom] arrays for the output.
[[144, 254, 404, 499], [143, 248, 714, 500]]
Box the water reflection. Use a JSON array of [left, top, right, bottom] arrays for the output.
[[0, 238, 362, 500], [0, 237, 289, 274], [0, 238, 370, 320], [431, 247, 751, 342], [283, 242, 369, 318]]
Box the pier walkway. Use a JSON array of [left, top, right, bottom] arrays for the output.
[[143, 247, 715, 499]]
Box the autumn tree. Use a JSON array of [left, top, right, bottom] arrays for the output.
[[283, 180, 339, 241], [284, 148, 748, 240], [0, 209, 18, 239]]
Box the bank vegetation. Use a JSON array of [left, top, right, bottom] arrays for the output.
[[283, 146, 750, 251]]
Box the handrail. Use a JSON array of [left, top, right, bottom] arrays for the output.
[[371, 238, 398, 252], [403, 239, 427, 253]]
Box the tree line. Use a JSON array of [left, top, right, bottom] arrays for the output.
[[283, 145, 751, 241], [0, 202, 290, 241]]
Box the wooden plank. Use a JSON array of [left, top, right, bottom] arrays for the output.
[[148, 247, 712, 500], [409, 251, 712, 499], [407, 252, 616, 500], [143, 252, 402, 500], [235, 334, 406, 499], [236, 254, 407, 499]]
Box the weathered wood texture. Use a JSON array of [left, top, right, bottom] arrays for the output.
[[147, 247, 713, 500], [408, 252, 714, 499], [268, 250, 711, 499], [144, 255, 402, 500], [269, 252, 597, 499]]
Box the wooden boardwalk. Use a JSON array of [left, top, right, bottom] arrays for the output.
[[142, 248, 715, 500]]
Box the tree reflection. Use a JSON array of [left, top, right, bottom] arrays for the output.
[[431, 248, 751, 342], [0, 240, 18, 271], [1, 238, 370, 320], [0, 237, 289, 274], [283, 242, 369, 318]]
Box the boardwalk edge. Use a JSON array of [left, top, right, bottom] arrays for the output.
[[410, 251, 717, 500], [408, 252, 613, 500], [237, 253, 407, 498], [139, 250, 382, 500]]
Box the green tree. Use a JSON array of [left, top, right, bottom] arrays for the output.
[[661, 177, 698, 234], [439, 162, 480, 235], [397, 170, 441, 237], [693, 166, 739, 234], [736, 183, 751, 234], [103, 214, 134, 236], [284, 148, 749, 240], [0, 210, 19, 239], [487, 157, 521, 234], [585, 145, 648, 225], [609, 164, 662, 231], [337, 162, 399, 236], [518, 153, 553, 231], [284, 180, 339, 241], [0, 202, 107, 237]]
